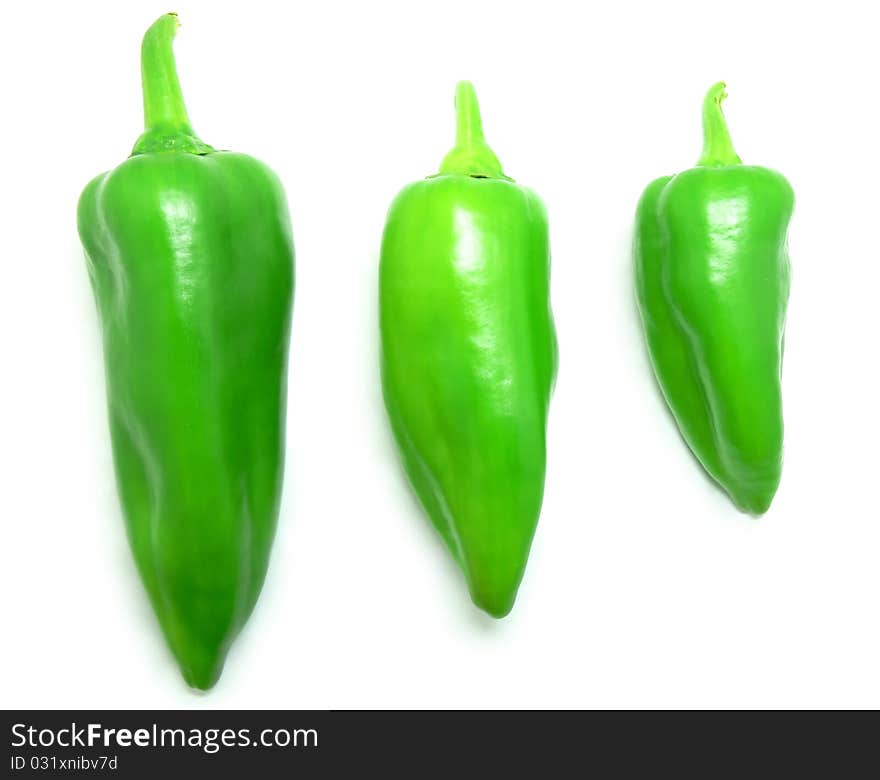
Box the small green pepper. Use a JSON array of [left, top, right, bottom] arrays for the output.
[[380, 82, 558, 618], [77, 14, 294, 689], [634, 82, 794, 514]]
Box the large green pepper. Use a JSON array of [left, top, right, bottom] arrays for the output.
[[380, 82, 557, 618], [634, 82, 793, 514], [76, 14, 294, 689]]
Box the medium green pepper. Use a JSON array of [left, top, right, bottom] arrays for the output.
[[77, 14, 294, 689], [634, 82, 793, 514], [380, 82, 557, 618]]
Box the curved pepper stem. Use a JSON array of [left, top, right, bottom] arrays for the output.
[[438, 81, 508, 179], [132, 13, 214, 156], [697, 82, 742, 167]]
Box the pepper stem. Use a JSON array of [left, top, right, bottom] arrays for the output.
[[437, 81, 507, 178], [697, 82, 741, 167], [132, 13, 213, 156]]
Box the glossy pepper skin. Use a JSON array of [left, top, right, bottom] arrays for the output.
[[634, 83, 793, 514], [77, 14, 294, 689], [380, 82, 557, 618]]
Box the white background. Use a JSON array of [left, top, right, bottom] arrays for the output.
[[1, 0, 878, 709]]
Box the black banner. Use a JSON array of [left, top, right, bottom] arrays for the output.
[[2, 709, 875, 775]]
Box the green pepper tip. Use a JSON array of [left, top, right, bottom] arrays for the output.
[[697, 80, 742, 168], [707, 81, 728, 104], [145, 12, 180, 43], [437, 81, 507, 179], [133, 11, 214, 156], [453, 80, 478, 116]]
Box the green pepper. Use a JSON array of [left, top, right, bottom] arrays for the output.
[[634, 82, 793, 515], [76, 14, 294, 689], [380, 82, 558, 618]]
